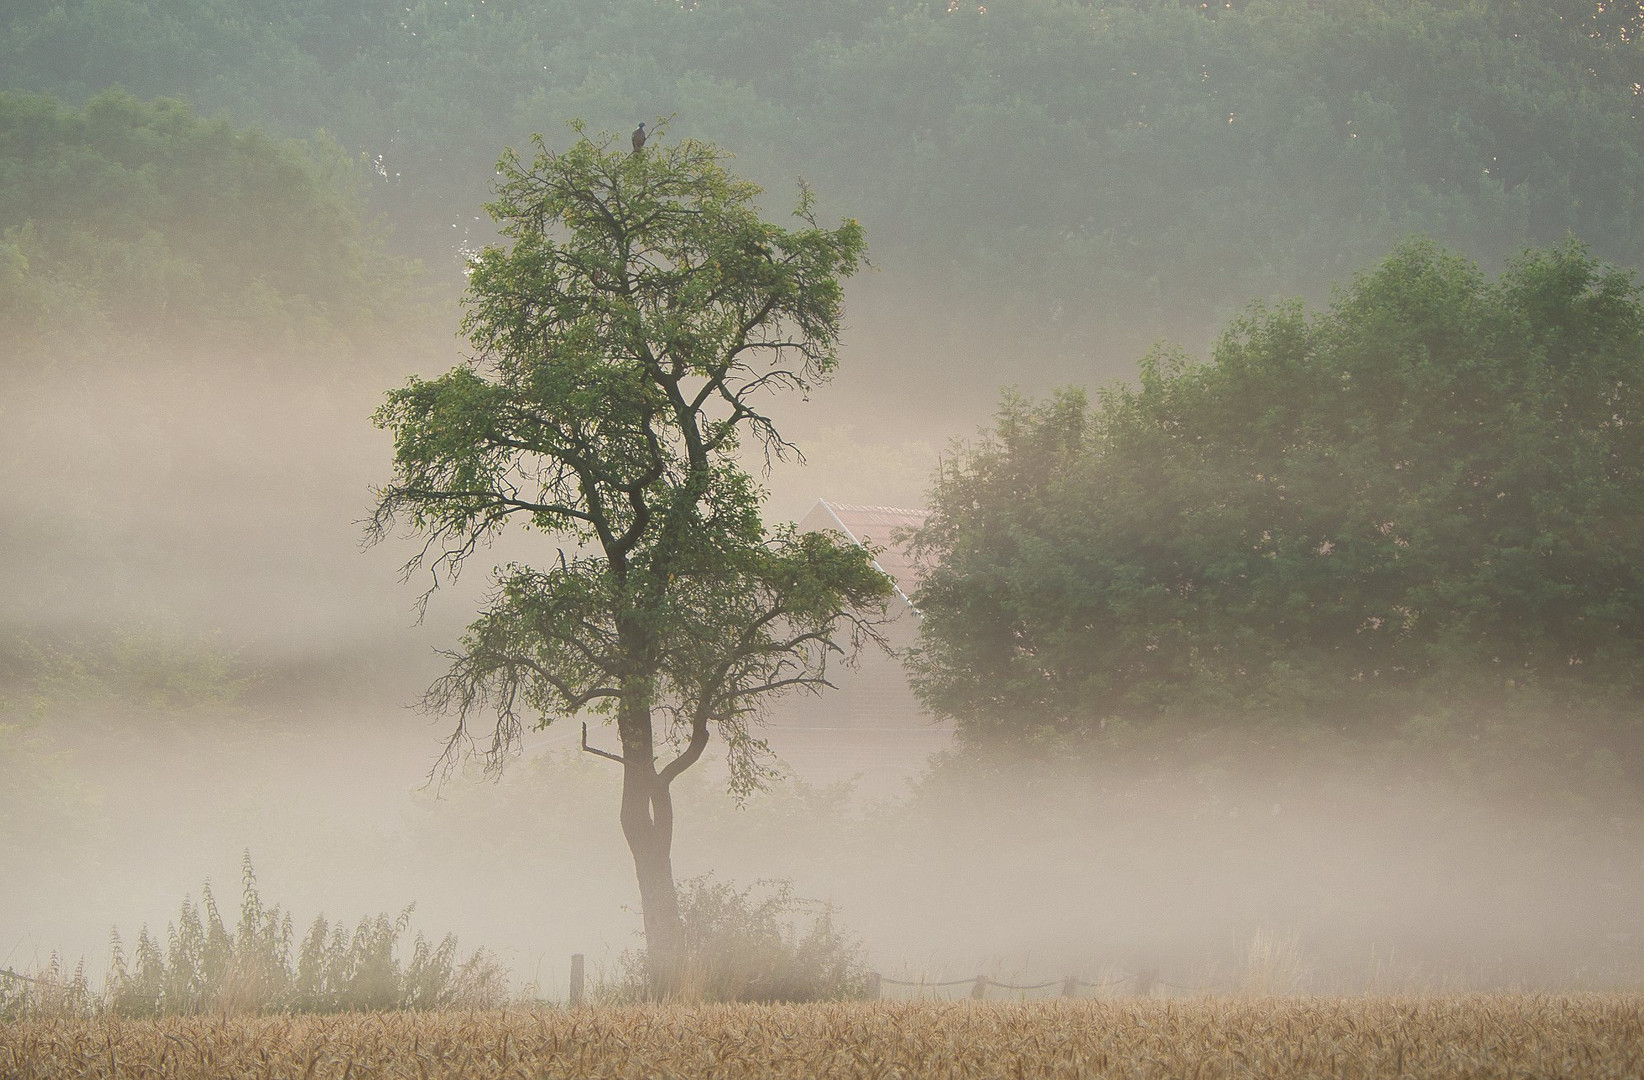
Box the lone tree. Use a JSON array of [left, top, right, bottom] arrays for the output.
[[368, 124, 890, 997]]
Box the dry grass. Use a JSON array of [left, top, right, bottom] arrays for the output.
[[3, 995, 1641, 1078]]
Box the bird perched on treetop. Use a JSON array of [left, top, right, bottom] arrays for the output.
[[632, 123, 647, 153]]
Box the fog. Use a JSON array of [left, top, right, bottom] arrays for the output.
[[3, 280, 1640, 1004]]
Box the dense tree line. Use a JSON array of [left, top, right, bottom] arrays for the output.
[[0, 90, 431, 877], [0, 88, 414, 353], [3, 1, 1641, 366], [910, 240, 1644, 780]]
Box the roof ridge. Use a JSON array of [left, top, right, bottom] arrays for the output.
[[823, 501, 927, 516]]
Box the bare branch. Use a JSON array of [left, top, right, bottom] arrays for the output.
[[581, 721, 628, 765]]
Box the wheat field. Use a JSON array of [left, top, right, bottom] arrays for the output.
[[3, 996, 1641, 1079]]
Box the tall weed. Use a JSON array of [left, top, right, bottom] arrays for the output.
[[10, 852, 506, 1017]]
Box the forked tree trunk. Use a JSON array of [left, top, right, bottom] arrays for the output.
[[617, 700, 686, 999]]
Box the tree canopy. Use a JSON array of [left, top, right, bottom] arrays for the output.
[[4, 2, 1641, 371], [911, 240, 1644, 749], [0, 88, 409, 351], [368, 125, 890, 995]]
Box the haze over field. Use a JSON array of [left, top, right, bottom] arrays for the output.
[[3, 0, 1643, 1001]]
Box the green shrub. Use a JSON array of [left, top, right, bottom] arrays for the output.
[[615, 876, 873, 1003], [13, 852, 509, 1017]]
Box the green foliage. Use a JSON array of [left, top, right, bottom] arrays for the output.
[[370, 122, 887, 996], [370, 123, 889, 789], [94, 853, 509, 1016], [0, 619, 248, 715], [614, 875, 874, 1003], [289, 907, 506, 1014], [912, 240, 1644, 760], [0, 87, 414, 352], [4, 2, 1642, 358]]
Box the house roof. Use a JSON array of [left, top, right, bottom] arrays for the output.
[[796, 500, 929, 606]]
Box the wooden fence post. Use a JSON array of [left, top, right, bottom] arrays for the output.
[[1062, 975, 1079, 997], [970, 974, 988, 1000], [569, 953, 585, 1007]]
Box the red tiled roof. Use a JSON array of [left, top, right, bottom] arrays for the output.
[[797, 501, 929, 603]]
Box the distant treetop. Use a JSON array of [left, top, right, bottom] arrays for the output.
[[0, 88, 415, 354]]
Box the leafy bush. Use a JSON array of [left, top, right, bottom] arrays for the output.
[[912, 241, 1644, 754], [615, 875, 873, 1003], [8, 852, 507, 1017], [0, 955, 94, 1021]]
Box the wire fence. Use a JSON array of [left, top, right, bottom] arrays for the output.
[[4, 957, 1236, 1010], [868, 968, 1229, 1000]]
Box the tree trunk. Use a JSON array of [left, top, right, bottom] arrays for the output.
[[618, 700, 686, 999]]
